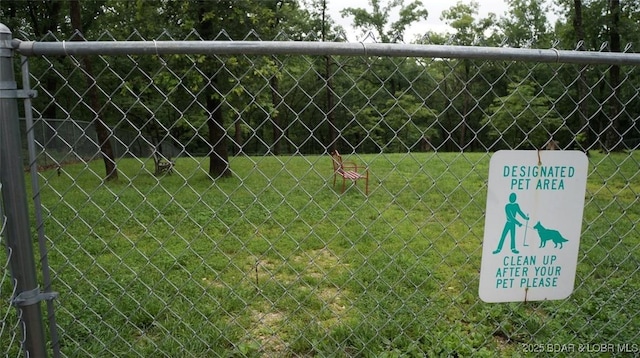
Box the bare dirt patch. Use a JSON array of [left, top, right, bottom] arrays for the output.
[[240, 248, 351, 354]]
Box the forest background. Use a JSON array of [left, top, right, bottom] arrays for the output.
[[1, 0, 639, 181]]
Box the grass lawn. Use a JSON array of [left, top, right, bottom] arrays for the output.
[[3, 151, 639, 356]]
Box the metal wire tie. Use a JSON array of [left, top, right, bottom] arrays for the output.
[[12, 287, 58, 307]]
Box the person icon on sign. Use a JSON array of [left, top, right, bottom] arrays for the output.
[[493, 192, 529, 255]]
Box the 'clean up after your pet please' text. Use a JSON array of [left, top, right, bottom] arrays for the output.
[[495, 255, 560, 289]]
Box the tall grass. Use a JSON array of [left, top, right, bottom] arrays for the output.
[[3, 151, 639, 356]]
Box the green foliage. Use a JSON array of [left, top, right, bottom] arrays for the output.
[[340, 0, 429, 42], [555, 0, 640, 51], [3, 0, 640, 155], [440, 1, 499, 46], [499, 0, 551, 48], [380, 93, 439, 151], [482, 80, 566, 150]]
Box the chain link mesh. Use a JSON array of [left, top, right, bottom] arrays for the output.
[[2, 30, 639, 356], [1, 206, 24, 358]]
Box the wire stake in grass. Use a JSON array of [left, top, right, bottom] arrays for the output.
[[255, 259, 259, 289]]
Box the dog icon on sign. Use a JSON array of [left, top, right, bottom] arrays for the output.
[[533, 222, 569, 249]]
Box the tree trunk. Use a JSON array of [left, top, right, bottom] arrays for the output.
[[605, 0, 621, 151], [234, 119, 243, 155], [207, 94, 231, 178], [270, 75, 282, 155], [321, 0, 337, 153], [460, 61, 471, 150], [326, 55, 337, 152], [442, 70, 453, 151], [573, 0, 590, 152], [35, 1, 63, 157], [69, 0, 118, 180], [196, 0, 231, 177]]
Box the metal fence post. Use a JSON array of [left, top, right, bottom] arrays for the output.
[[0, 23, 48, 358]]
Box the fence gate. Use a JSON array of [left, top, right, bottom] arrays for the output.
[[1, 23, 640, 357]]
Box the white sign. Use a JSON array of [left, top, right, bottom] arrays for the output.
[[479, 150, 588, 303]]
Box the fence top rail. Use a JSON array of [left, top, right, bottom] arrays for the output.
[[11, 39, 640, 66]]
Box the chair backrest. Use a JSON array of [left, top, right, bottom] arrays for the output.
[[151, 147, 161, 164], [151, 146, 170, 163], [151, 146, 172, 172], [331, 150, 343, 173]]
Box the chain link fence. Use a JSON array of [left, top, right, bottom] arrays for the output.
[[1, 197, 23, 358], [1, 27, 640, 357]]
